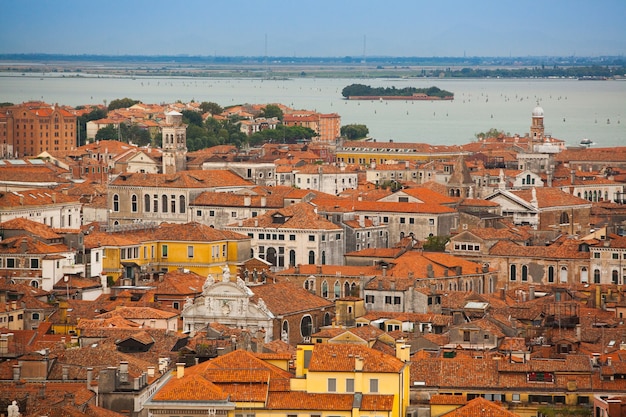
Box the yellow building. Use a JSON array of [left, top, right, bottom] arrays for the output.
[[336, 140, 466, 165], [146, 342, 411, 417], [86, 222, 251, 284]]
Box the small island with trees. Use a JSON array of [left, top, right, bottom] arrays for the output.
[[341, 84, 454, 100]]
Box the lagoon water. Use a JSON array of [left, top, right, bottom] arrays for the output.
[[1, 73, 625, 147]]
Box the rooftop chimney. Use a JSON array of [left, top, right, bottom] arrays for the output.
[[176, 362, 185, 379]]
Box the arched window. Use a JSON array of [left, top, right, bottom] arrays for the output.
[[560, 266, 568, 283], [144, 194, 150, 212], [580, 267, 588, 283], [32, 312, 40, 320], [489, 277, 495, 293], [559, 212, 569, 225], [289, 250, 296, 268], [510, 264, 517, 281], [344, 281, 350, 297], [162, 195, 168, 213], [179, 195, 186, 213], [321, 251, 326, 265], [300, 315, 313, 338], [323, 312, 332, 326], [522, 265, 528, 281], [548, 266, 555, 283], [612, 270, 619, 284], [321, 281, 328, 298], [266, 247, 277, 266], [131, 194, 138, 212], [594, 269, 601, 283], [351, 282, 357, 295], [113, 194, 119, 212], [30, 280, 39, 288], [308, 251, 315, 265], [334, 281, 341, 298]]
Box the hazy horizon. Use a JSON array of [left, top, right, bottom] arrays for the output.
[[2, 0, 625, 58]]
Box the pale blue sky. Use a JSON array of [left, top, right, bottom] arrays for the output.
[[2, 0, 625, 57]]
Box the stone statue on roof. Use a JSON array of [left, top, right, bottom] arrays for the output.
[[203, 274, 214, 294], [222, 265, 230, 282], [7, 400, 19, 417]]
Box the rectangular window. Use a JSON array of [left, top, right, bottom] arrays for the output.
[[328, 378, 336, 392], [222, 244, 227, 257], [196, 210, 202, 217], [336, 233, 341, 240], [593, 252, 600, 258], [290, 235, 296, 241], [612, 253, 619, 259], [209, 210, 215, 217], [187, 246, 194, 258], [308, 235, 315, 241], [409, 218, 415, 224], [385, 296, 392, 304], [394, 296, 401, 304], [30, 258, 39, 269], [429, 218, 435, 226], [400, 217, 406, 224], [365, 295, 374, 303], [162, 245, 168, 258], [369, 379, 378, 393], [346, 378, 354, 392]]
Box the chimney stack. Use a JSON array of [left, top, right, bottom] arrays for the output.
[[176, 362, 185, 379]]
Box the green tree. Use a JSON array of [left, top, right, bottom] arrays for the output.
[[95, 124, 119, 141], [77, 107, 107, 146], [423, 235, 450, 252], [199, 101, 223, 115], [120, 123, 151, 146], [475, 128, 507, 140], [108, 98, 140, 111], [260, 104, 284, 120], [341, 124, 369, 140], [181, 110, 203, 127]]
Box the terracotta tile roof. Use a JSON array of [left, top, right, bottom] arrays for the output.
[[308, 344, 404, 373], [0, 217, 62, 240], [0, 235, 70, 255], [262, 339, 297, 354], [250, 281, 333, 315], [430, 394, 468, 405], [0, 189, 79, 208], [110, 169, 253, 189], [313, 196, 457, 214], [152, 270, 206, 296], [0, 160, 71, 184], [152, 373, 228, 401], [277, 264, 379, 277], [441, 397, 521, 417], [509, 187, 591, 208], [192, 191, 282, 208], [96, 306, 178, 320], [556, 146, 626, 163], [84, 222, 249, 249], [230, 202, 341, 230], [488, 238, 589, 259]]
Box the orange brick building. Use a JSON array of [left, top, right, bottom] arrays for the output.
[[283, 111, 340, 143], [0, 102, 77, 157]]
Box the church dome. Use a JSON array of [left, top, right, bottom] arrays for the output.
[[532, 105, 544, 117]]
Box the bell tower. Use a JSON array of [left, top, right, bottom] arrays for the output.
[[162, 110, 187, 174], [530, 104, 545, 143]]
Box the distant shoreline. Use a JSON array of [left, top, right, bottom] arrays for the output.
[[346, 95, 453, 101]]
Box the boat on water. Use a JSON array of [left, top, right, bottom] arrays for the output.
[[580, 138, 593, 146]]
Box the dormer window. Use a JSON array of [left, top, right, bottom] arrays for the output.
[[272, 214, 287, 224]]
